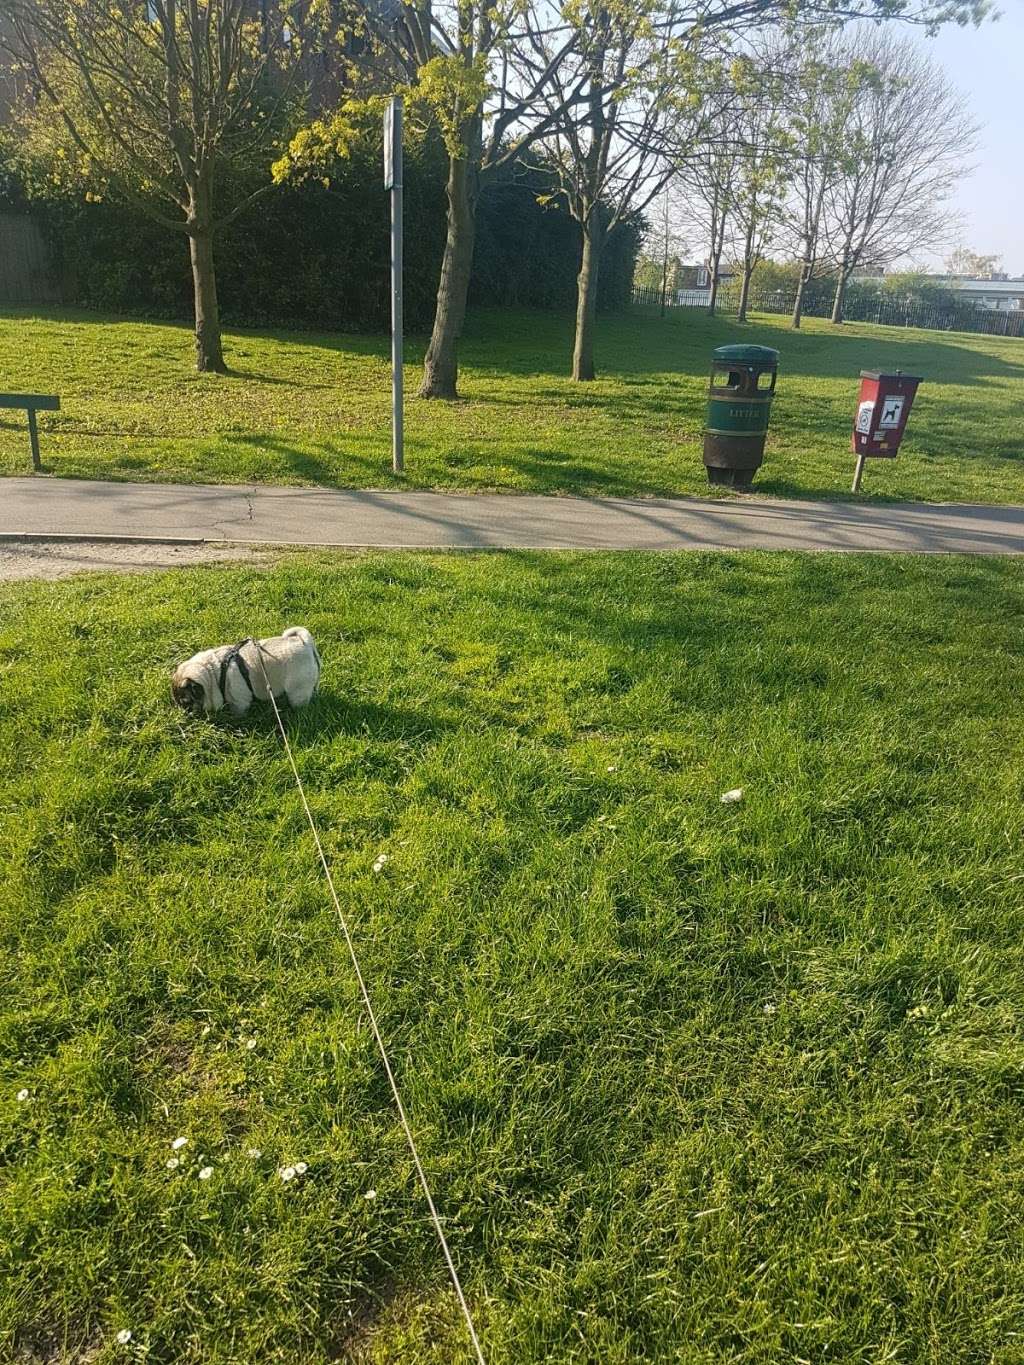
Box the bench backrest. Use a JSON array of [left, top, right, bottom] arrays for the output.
[[0, 393, 60, 411]]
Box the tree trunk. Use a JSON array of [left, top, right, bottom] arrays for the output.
[[189, 228, 225, 373], [707, 214, 726, 317], [737, 267, 752, 323], [831, 267, 850, 324], [791, 271, 807, 329], [572, 213, 603, 382], [187, 175, 225, 374], [736, 222, 755, 323], [420, 133, 479, 400]]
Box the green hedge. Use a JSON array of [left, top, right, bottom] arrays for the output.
[[14, 146, 639, 330]]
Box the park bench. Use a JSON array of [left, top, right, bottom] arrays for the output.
[[0, 392, 60, 470]]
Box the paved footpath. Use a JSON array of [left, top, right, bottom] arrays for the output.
[[2, 477, 1023, 555]]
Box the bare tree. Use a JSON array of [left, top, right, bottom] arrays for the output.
[[670, 2, 987, 326], [662, 38, 741, 317], [676, 135, 740, 316], [945, 246, 1001, 277], [825, 31, 976, 323], [634, 191, 689, 307], [726, 47, 790, 323], [529, 4, 717, 380], [779, 31, 871, 328], [672, 40, 787, 322], [0, 0, 315, 372]]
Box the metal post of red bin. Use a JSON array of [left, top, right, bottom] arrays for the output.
[[851, 369, 922, 492]]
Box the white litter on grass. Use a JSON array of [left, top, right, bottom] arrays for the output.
[[116, 1329, 133, 1345], [198, 1166, 214, 1180], [16, 1089, 30, 1102], [246, 1039, 257, 1050], [720, 788, 744, 804], [171, 1136, 189, 1151]]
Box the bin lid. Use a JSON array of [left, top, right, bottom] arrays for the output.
[[859, 370, 923, 382], [713, 344, 779, 365]]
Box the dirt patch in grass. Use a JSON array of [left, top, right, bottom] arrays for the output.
[[330, 1283, 454, 1363], [0, 538, 273, 580], [14, 1324, 103, 1364]]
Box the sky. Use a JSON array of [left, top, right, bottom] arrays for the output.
[[924, 0, 1024, 274]]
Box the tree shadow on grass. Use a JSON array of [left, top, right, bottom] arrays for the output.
[[216, 431, 686, 498], [218, 368, 303, 387], [752, 473, 903, 503], [460, 306, 1024, 386], [216, 433, 391, 487], [450, 549, 1024, 671], [634, 309, 1024, 382]]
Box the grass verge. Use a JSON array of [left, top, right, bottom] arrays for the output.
[[1, 305, 1022, 502], [1, 550, 1024, 1362]]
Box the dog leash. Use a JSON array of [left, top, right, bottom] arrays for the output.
[[249, 644, 487, 1364]]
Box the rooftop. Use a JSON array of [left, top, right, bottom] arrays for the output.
[[931, 275, 1024, 291]]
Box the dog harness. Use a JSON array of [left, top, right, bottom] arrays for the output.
[[218, 638, 256, 706]]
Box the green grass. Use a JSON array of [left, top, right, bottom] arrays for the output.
[[1, 305, 1022, 502], [2, 550, 1024, 1363]]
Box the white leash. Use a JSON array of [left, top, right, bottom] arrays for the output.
[[251, 646, 487, 1364]]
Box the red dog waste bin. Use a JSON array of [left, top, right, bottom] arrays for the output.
[[851, 370, 922, 491]]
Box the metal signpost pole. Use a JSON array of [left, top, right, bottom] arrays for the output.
[[385, 97, 404, 474]]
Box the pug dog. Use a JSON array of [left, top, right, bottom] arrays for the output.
[[172, 627, 321, 716]]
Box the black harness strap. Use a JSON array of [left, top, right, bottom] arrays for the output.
[[219, 638, 256, 705]]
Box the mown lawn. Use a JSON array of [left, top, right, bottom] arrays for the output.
[[2, 550, 1024, 1363], [1, 305, 1022, 502]]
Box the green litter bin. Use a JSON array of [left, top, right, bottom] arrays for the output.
[[703, 344, 779, 488]]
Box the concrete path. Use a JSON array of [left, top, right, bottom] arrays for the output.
[[2, 477, 1023, 555]]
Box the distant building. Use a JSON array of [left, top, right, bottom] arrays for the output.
[[694, 263, 736, 289], [667, 263, 736, 308], [862, 269, 1024, 312], [938, 275, 1024, 311]]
